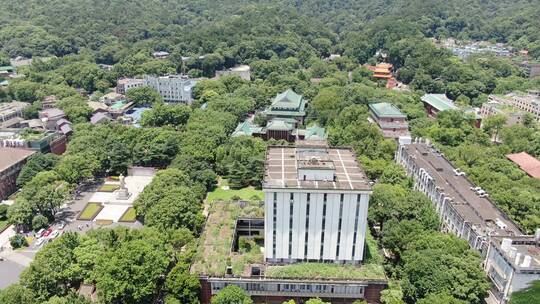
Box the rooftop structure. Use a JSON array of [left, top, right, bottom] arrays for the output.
[[42, 95, 58, 109], [420, 94, 458, 117], [506, 152, 540, 179], [263, 146, 371, 191], [481, 99, 525, 126], [397, 139, 522, 254], [152, 51, 170, 59], [0, 147, 36, 199], [0, 128, 67, 154], [368, 102, 409, 138], [215, 65, 251, 81], [90, 112, 112, 125], [484, 234, 540, 303], [38, 108, 66, 130]]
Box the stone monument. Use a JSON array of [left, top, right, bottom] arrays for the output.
[[115, 174, 131, 200]]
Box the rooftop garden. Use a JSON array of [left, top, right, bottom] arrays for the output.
[[265, 231, 385, 281], [206, 178, 264, 202], [191, 199, 264, 277], [19, 128, 46, 140]]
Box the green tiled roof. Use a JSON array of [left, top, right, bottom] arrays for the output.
[[421, 94, 458, 111], [266, 89, 306, 117], [266, 118, 294, 131], [232, 121, 263, 137], [368, 102, 406, 118], [305, 124, 327, 140]]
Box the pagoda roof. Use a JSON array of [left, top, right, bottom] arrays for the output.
[[266, 89, 306, 116], [266, 118, 295, 131]]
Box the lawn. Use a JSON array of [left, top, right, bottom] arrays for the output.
[[206, 179, 264, 202], [0, 219, 10, 233], [265, 262, 386, 280], [119, 207, 137, 222], [98, 184, 120, 192], [509, 280, 540, 304], [78, 203, 103, 220]]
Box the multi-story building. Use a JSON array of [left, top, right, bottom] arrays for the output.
[[480, 99, 525, 126], [484, 234, 540, 304], [368, 103, 409, 138], [215, 65, 251, 81], [144, 75, 197, 103], [488, 92, 540, 122], [116, 78, 145, 94], [396, 139, 540, 303], [366, 63, 393, 80], [396, 139, 522, 254], [192, 143, 387, 304], [0, 147, 36, 199], [263, 145, 372, 264], [117, 75, 198, 103], [0, 128, 67, 154]]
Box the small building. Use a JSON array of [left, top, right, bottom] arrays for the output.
[[87, 101, 109, 114], [215, 65, 251, 81], [0, 147, 36, 200], [90, 112, 113, 125], [38, 108, 66, 130], [42, 95, 58, 109], [100, 92, 125, 105], [294, 124, 327, 141], [0, 117, 24, 129], [0, 66, 16, 78], [55, 119, 73, 136], [368, 103, 409, 138], [152, 51, 170, 59], [420, 94, 458, 117], [264, 89, 307, 126], [506, 152, 540, 179], [19, 119, 45, 130]]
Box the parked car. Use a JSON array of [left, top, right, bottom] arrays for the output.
[[50, 230, 60, 238], [35, 238, 46, 247], [42, 228, 53, 237], [36, 228, 45, 237], [58, 222, 66, 230]]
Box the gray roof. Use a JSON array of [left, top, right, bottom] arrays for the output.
[[90, 112, 112, 124]]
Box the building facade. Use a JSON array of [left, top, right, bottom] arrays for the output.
[[488, 91, 540, 122], [0, 148, 36, 200], [420, 94, 458, 117], [144, 75, 197, 104], [116, 78, 145, 94], [263, 145, 372, 264], [481, 99, 524, 126], [368, 103, 409, 138]]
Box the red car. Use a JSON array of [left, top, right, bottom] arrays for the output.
[[42, 228, 53, 237]]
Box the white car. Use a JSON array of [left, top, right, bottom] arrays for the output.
[[58, 222, 66, 230], [35, 238, 46, 247], [50, 230, 60, 239]]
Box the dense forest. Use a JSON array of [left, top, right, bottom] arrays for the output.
[[1, 0, 540, 304]]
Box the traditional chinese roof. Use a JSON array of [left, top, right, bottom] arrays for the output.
[[369, 102, 406, 118], [421, 94, 458, 112], [265, 89, 307, 117], [304, 124, 327, 140], [266, 118, 295, 131]]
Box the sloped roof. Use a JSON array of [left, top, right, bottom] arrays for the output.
[[231, 121, 264, 137], [369, 102, 406, 118], [90, 112, 112, 124], [266, 119, 294, 131], [305, 124, 327, 140], [0, 148, 36, 172], [421, 94, 458, 112], [271, 89, 303, 110], [506, 152, 540, 179]]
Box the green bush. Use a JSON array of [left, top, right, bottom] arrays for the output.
[[9, 234, 28, 249]]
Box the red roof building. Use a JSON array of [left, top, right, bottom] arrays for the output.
[[506, 152, 540, 179]]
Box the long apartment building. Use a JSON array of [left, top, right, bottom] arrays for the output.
[[116, 75, 198, 104], [397, 139, 540, 303]]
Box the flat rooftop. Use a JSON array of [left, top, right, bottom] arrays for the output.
[[263, 146, 371, 191], [402, 143, 522, 236], [492, 236, 540, 270], [0, 148, 36, 172]]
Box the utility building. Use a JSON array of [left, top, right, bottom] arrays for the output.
[[263, 143, 372, 264]]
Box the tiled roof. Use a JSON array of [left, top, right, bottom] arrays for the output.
[[506, 152, 540, 179], [369, 102, 406, 118], [266, 119, 294, 131], [269, 89, 305, 112], [305, 124, 327, 140], [421, 94, 458, 112]]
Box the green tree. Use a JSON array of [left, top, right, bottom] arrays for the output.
[[32, 214, 49, 230], [126, 86, 163, 105], [140, 103, 191, 128], [165, 263, 201, 304], [0, 284, 36, 304], [417, 293, 467, 304], [509, 280, 540, 304], [16, 153, 60, 187], [10, 234, 28, 248], [211, 285, 253, 304]]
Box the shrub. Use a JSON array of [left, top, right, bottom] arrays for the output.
[[10, 234, 28, 249]]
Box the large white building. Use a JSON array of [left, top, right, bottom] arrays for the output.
[[263, 142, 372, 264], [116, 75, 198, 104]]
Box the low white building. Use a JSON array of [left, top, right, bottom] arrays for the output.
[[263, 143, 372, 264]]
